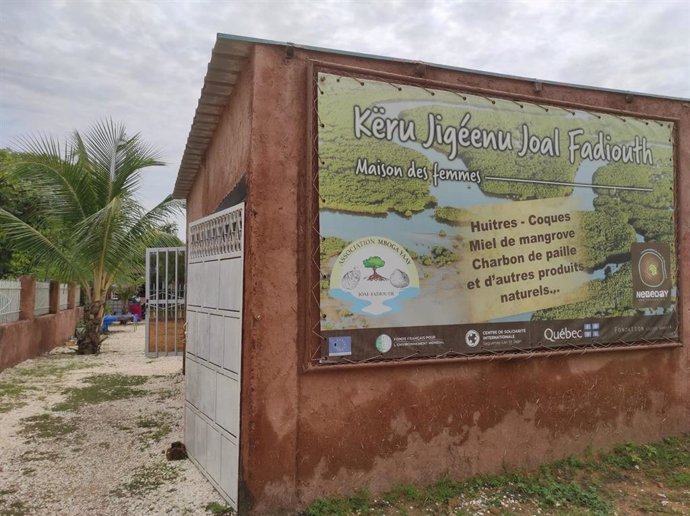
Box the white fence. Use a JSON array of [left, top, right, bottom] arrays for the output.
[[0, 279, 22, 324], [59, 283, 69, 310], [34, 281, 51, 317]]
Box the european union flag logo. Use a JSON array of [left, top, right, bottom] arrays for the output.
[[328, 336, 352, 356]]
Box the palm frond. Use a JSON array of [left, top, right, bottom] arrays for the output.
[[11, 135, 91, 223], [69, 130, 100, 215], [105, 196, 184, 280], [6, 119, 181, 307], [0, 208, 87, 283]]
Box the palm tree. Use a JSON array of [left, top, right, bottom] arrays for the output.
[[0, 120, 183, 354]]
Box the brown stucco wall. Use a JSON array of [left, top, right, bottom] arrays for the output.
[[186, 43, 689, 514], [0, 307, 83, 371]]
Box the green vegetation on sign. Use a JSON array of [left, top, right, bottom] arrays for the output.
[[318, 78, 436, 216], [362, 255, 385, 280]]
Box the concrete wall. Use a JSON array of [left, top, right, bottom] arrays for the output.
[[186, 43, 689, 514], [0, 277, 82, 371], [0, 307, 82, 371]]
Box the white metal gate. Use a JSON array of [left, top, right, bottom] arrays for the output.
[[185, 203, 244, 509], [145, 247, 186, 357]]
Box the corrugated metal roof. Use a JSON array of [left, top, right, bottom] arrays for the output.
[[172, 36, 252, 198], [173, 33, 689, 199]]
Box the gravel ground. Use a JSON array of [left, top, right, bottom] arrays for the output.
[[0, 325, 229, 516]]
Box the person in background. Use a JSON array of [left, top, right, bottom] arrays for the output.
[[128, 297, 142, 322]]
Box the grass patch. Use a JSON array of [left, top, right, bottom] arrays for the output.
[[18, 413, 76, 440], [304, 489, 370, 516], [0, 381, 33, 413], [156, 388, 178, 401], [602, 437, 690, 475], [668, 471, 690, 488], [18, 450, 61, 463], [303, 434, 690, 515], [13, 360, 95, 379], [0, 499, 30, 516], [511, 474, 609, 512], [0, 400, 27, 414], [383, 485, 422, 504], [0, 489, 30, 516], [136, 411, 174, 444], [0, 381, 25, 397], [111, 463, 179, 497], [205, 501, 235, 515], [52, 374, 148, 412]]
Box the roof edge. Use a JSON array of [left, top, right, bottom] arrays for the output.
[[217, 32, 689, 103], [174, 33, 689, 200]]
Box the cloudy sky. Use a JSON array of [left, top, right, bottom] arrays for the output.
[[1, 0, 688, 238]]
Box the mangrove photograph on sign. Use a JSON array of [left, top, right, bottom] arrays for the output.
[[316, 72, 678, 361]]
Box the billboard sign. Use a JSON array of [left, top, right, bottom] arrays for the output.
[[317, 72, 678, 361]]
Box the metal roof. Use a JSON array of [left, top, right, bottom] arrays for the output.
[[172, 36, 252, 198], [173, 33, 689, 199]]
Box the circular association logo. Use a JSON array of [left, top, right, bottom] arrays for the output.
[[638, 249, 666, 288], [465, 329, 480, 347], [328, 236, 420, 316], [375, 334, 392, 353]]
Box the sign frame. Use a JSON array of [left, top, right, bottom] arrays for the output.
[[303, 60, 683, 369]]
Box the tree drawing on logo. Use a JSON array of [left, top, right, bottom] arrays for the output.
[[648, 263, 658, 277], [363, 256, 386, 281]]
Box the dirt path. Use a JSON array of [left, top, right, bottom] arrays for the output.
[[0, 325, 228, 516]]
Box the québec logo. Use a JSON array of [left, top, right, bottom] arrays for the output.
[[583, 323, 600, 339], [544, 323, 600, 343]]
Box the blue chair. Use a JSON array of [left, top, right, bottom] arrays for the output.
[[102, 315, 119, 333]]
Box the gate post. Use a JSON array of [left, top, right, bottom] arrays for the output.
[[49, 280, 60, 314]]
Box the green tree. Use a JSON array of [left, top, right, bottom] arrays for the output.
[[363, 255, 386, 281], [0, 149, 59, 278], [0, 120, 183, 354]]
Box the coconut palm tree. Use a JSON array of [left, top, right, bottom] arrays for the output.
[[0, 120, 183, 354]]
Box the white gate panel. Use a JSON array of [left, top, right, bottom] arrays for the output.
[[216, 374, 240, 436], [145, 247, 186, 356], [224, 317, 242, 373], [203, 261, 220, 308], [219, 259, 243, 310], [220, 435, 239, 500], [186, 311, 197, 356], [185, 203, 244, 509], [198, 314, 210, 361], [207, 426, 222, 482], [209, 315, 224, 366]]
